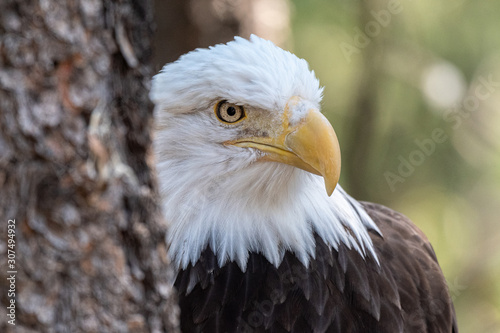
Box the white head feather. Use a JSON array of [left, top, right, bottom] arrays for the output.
[[151, 35, 380, 271]]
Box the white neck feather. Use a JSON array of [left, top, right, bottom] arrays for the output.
[[154, 115, 380, 271]]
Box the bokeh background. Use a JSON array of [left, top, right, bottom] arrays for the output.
[[290, 2, 500, 333], [153, 1, 500, 332]]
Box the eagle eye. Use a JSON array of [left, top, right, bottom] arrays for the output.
[[215, 101, 246, 124]]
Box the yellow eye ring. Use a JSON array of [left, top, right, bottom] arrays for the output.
[[214, 101, 246, 124]]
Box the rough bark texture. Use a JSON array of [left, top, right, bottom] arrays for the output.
[[0, 0, 179, 332]]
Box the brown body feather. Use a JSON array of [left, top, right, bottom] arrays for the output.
[[175, 202, 458, 333]]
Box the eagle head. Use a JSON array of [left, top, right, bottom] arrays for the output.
[[151, 35, 378, 270]]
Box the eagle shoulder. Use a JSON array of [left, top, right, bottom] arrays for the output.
[[174, 202, 458, 333], [362, 201, 459, 333]]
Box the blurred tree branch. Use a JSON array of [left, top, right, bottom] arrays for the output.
[[344, 0, 384, 200], [152, 0, 290, 69]]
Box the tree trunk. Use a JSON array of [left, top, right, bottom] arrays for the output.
[[344, 0, 384, 201], [0, 0, 179, 332]]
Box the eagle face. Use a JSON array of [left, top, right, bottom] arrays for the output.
[[151, 35, 379, 270]]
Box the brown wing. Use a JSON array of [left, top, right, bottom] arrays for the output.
[[175, 202, 458, 333], [175, 235, 400, 333], [362, 202, 459, 333]]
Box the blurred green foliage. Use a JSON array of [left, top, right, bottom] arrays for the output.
[[289, 0, 500, 332]]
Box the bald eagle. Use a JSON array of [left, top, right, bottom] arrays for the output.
[[151, 35, 457, 333]]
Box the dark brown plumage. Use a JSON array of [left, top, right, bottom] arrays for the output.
[[175, 203, 457, 333]]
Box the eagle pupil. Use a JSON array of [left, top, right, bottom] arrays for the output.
[[227, 106, 236, 116]]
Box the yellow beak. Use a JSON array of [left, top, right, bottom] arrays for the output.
[[224, 97, 341, 196]]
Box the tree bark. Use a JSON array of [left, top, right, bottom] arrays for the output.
[[0, 0, 179, 332]]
